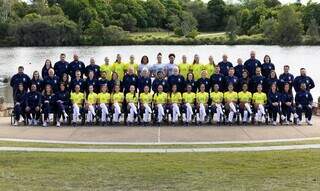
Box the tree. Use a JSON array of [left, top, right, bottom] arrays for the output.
[[302, 2, 320, 31], [306, 18, 319, 41], [273, 6, 303, 45], [262, 18, 276, 40], [207, 0, 227, 31], [184, 0, 210, 31], [225, 16, 238, 41], [144, 0, 166, 28], [173, 11, 198, 37]]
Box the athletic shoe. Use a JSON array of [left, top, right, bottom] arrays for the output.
[[56, 121, 61, 127], [297, 120, 302, 126], [34, 120, 38, 126], [281, 115, 286, 121], [307, 120, 313, 126], [42, 121, 47, 127], [272, 121, 277, 126], [13, 121, 18, 126]]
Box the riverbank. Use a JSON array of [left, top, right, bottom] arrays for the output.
[[1, 32, 320, 47]]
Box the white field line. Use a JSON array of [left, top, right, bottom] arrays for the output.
[[1, 137, 320, 145], [1, 144, 320, 153]]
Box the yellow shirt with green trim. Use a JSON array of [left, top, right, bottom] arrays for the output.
[[153, 92, 167, 104], [238, 91, 252, 103], [70, 92, 84, 107], [252, 92, 267, 104], [139, 92, 153, 104], [87, 92, 98, 105], [196, 92, 209, 104], [182, 92, 196, 104], [205, 64, 215, 77], [178, 63, 190, 78], [100, 64, 112, 80], [112, 92, 124, 104], [190, 63, 205, 80], [126, 92, 138, 104], [210, 91, 223, 104], [111, 62, 125, 80], [169, 92, 182, 104], [98, 92, 111, 104], [224, 91, 238, 102]]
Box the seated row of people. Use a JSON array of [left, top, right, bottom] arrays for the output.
[[13, 80, 313, 127]]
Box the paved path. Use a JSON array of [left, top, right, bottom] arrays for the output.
[[1, 144, 320, 153], [1, 117, 320, 144]]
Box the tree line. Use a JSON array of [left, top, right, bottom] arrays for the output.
[[0, 0, 319, 46]]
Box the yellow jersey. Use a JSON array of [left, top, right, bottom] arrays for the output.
[[205, 64, 215, 77], [196, 92, 209, 104], [238, 91, 252, 103], [182, 92, 196, 104], [210, 91, 223, 104], [139, 92, 153, 104], [178, 63, 190, 78], [70, 92, 84, 107], [190, 64, 204, 80], [224, 91, 238, 102], [153, 92, 167, 104], [169, 92, 182, 104], [98, 92, 111, 104], [252, 92, 267, 105], [125, 92, 138, 104], [100, 64, 112, 80], [87, 92, 97, 105], [112, 92, 124, 104], [111, 62, 125, 80], [124, 63, 138, 74]]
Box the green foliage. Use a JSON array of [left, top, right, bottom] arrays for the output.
[[225, 16, 238, 41], [306, 18, 319, 41], [207, 0, 227, 30]]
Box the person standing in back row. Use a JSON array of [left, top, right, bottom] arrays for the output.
[[54, 53, 69, 79], [218, 54, 233, 76], [165, 53, 177, 77], [244, 51, 261, 77]]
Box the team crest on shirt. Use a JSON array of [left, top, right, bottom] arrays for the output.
[[79, 64, 81, 68], [132, 77, 135, 81], [162, 82, 165, 85], [178, 78, 181, 82], [23, 78, 26, 82], [306, 79, 309, 83]]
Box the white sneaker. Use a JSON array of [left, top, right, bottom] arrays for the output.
[[63, 112, 68, 118], [13, 121, 18, 126], [284, 120, 289, 125], [34, 120, 38, 126], [281, 115, 286, 121], [42, 121, 47, 127], [28, 119, 33, 126], [307, 120, 313, 126], [56, 121, 61, 127], [297, 120, 302, 126], [272, 121, 277, 126]]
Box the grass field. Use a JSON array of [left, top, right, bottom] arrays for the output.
[[0, 150, 320, 190]]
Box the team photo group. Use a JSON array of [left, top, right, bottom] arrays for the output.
[[10, 51, 315, 127]]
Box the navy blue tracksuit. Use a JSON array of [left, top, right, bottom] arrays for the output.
[[152, 78, 169, 93], [268, 91, 281, 122], [68, 60, 86, 79], [261, 62, 275, 78], [218, 61, 233, 76], [85, 78, 99, 93], [137, 76, 151, 93], [281, 92, 294, 121], [279, 73, 294, 92], [185, 79, 197, 93], [55, 90, 70, 119], [293, 75, 315, 92], [42, 93, 56, 121], [210, 73, 224, 91], [196, 77, 211, 92], [30, 78, 44, 92], [54, 61, 69, 78], [13, 90, 26, 121], [123, 74, 138, 94], [25, 91, 42, 120], [10, 73, 30, 94], [43, 76, 60, 93], [85, 64, 100, 79], [234, 65, 245, 79], [168, 74, 185, 92], [70, 78, 85, 92], [295, 90, 313, 121], [244, 58, 261, 77], [249, 75, 265, 93]]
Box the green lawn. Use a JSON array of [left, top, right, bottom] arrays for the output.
[[0, 150, 320, 190], [0, 139, 320, 149]]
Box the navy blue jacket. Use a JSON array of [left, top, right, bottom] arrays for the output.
[[137, 76, 151, 93], [26, 91, 42, 108], [85, 64, 100, 79], [41, 67, 52, 79], [54, 61, 69, 78], [210, 73, 224, 91], [85, 78, 99, 93], [218, 61, 233, 76], [234, 65, 245, 79], [30, 78, 43, 92], [261, 62, 275, 78], [14, 90, 26, 106], [295, 90, 313, 106], [107, 80, 121, 93], [244, 58, 261, 77], [281, 92, 293, 105], [264, 77, 278, 93], [249, 75, 265, 92], [267, 91, 281, 106], [68, 60, 85, 79], [152, 78, 169, 93], [224, 75, 238, 92], [196, 77, 211, 92], [123, 74, 138, 93], [293, 75, 315, 92], [279, 73, 294, 92], [185, 79, 197, 93], [55, 90, 70, 106], [43, 76, 60, 93], [70, 78, 85, 92], [10, 73, 31, 92], [42, 93, 56, 106], [168, 75, 185, 92]]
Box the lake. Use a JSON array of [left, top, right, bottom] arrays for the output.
[[0, 45, 319, 103]]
